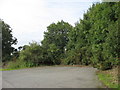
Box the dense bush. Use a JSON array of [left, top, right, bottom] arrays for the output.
[[65, 2, 119, 70], [16, 42, 44, 67]]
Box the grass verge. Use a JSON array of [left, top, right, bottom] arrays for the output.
[[0, 67, 27, 71], [1, 65, 89, 71], [97, 67, 119, 88]]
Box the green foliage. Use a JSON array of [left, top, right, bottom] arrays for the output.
[[41, 20, 73, 65], [1, 20, 17, 62], [18, 42, 44, 67], [65, 2, 119, 70], [4, 2, 119, 70]]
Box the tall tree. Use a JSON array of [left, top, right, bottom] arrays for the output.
[[65, 2, 119, 70], [1, 20, 17, 62], [41, 20, 73, 64]]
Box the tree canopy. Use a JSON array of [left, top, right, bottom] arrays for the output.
[[1, 20, 17, 62], [65, 2, 119, 70], [41, 20, 73, 64]]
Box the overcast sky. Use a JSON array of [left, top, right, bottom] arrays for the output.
[[0, 0, 101, 48]]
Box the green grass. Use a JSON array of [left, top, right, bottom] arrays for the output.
[[0, 67, 26, 71], [0, 65, 64, 71], [97, 72, 119, 88], [0, 64, 86, 71]]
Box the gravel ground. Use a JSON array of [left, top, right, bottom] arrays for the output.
[[2, 66, 103, 88]]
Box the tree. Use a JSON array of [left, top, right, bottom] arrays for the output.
[[41, 20, 73, 64], [65, 2, 119, 70], [1, 20, 17, 62]]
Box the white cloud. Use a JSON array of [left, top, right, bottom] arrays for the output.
[[0, 0, 95, 48]]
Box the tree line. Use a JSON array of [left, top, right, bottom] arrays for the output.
[[1, 2, 119, 70]]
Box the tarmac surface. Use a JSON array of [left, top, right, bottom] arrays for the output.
[[2, 66, 103, 88]]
